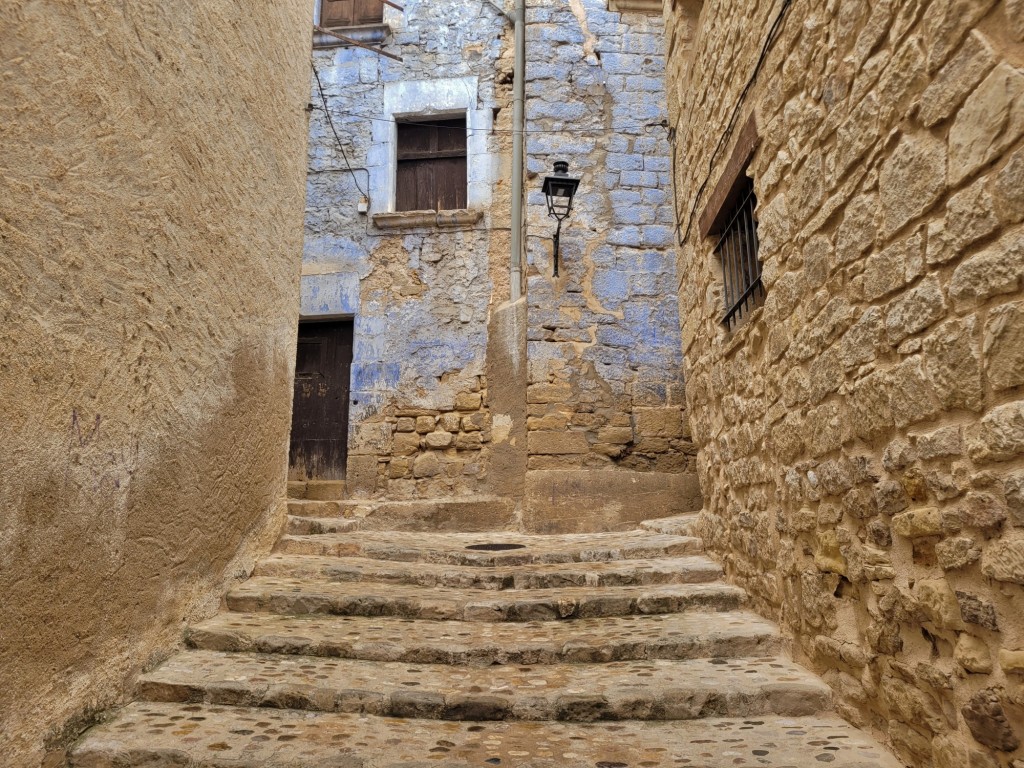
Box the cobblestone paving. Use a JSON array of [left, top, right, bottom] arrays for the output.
[[253, 553, 724, 589], [187, 611, 783, 664], [73, 703, 900, 767], [71, 511, 903, 767]]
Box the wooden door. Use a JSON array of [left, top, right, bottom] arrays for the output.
[[288, 320, 354, 481]]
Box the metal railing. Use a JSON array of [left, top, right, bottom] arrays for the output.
[[715, 181, 763, 330]]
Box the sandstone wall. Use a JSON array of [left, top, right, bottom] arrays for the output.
[[666, 0, 1024, 765], [305, 0, 515, 500], [0, 3, 311, 764]]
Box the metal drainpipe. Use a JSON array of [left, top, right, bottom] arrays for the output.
[[509, 0, 526, 301]]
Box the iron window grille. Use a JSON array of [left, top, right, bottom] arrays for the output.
[[715, 177, 763, 330]]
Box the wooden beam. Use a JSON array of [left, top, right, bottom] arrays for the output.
[[314, 25, 404, 62]]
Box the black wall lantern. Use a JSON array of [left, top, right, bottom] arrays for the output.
[[541, 160, 581, 277]]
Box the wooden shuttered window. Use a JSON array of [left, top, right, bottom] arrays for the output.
[[396, 118, 468, 212], [320, 0, 383, 28]]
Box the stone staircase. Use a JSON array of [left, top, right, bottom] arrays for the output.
[[71, 501, 903, 767]]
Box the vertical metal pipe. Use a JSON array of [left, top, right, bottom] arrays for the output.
[[510, 0, 526, 301]]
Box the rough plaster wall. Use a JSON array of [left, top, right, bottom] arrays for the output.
[[0, 2, 311, 764], [305, 0, 514, 499], [667, 0, 1024, 764], [524, 0, 695, 475]]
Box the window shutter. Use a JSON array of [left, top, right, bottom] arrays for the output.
[[321, 0, 355, 27], [395, 118, 467, 212], [355, 0, 384, 25]]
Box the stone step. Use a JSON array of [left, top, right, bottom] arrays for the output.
[[275, 529, 704, 565], [640, 513, 700, 536], [254, 553, 724, 590], [187, 611, 785, 664], [286, 480, 346, 500], [137, 650, 832, 721], [285, 516, 362, 535], [286, 496, 516, 531], [285, 498, 354, 518], [226, 577, 746, 621], [71, 702, 905, 767]]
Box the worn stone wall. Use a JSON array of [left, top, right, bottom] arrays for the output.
[[666, 0, 1024, 765], [0, 2, 311, 765], [524, 0, 692, 475], [305, 0, 515, 500]]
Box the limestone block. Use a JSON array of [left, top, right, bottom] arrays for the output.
[[985, 301, 1024, 392], [915, 425, 963, 460], [948, 234, 1024, 311], [454, 433, 483, 451], [1006, 471, 1024, 527], [352, 423, 394, 456], [392, 432, 421, 457], [597, 426, 633, 445], [862, 230, 924, 301], [956, 634, 993, 673], [839, 307, 884, 369], [885, 275, 947, 344], [438, 413, 461, 432], [957, 591, 1000, 631], [958, 491, 1007, 529], [936, 536, 982, 570], [961, 688, 1020, 752], [424, 431, 453, 449], [879, 132, 946, 237], [527, 383, 572, 404], [913, 578, 965, 629], [388, 458, 411, 479], [527, 431, 589, 455], [949, 64, 1024, 186], [454, 393, 483, 411], [923, 317, 983, 412], [395, 417, 416, 433], [919, 31, 997, 127], [415, 416, 436, 434], [412, 453, 442, 478], [992, 147, 1024, 225], [922, 0, 999, 71], [893, 507, 943, 538], [346, 455, 380, 498], [1010, 0, 1024, 41], [879, 672, 946, 733], [967, 400, 1024, 462], [814, 530, 847, 575], [527, 413, 570, 431], [634, 408, 683, 438], [1000, 649, 1024, 675], [982, 536, 1024, 584], [947, 180, 999, 250]]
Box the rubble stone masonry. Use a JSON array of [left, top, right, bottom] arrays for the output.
[[665, 0, 1024, 765]]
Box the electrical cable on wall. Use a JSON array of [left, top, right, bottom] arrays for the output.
[[320, 104, 670, 137], [674, 0, 793, 246], [311, 62, 369, 200]]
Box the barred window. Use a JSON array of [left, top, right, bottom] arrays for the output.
[[698, 115, 763, 331], [713, 177, 762, 330]]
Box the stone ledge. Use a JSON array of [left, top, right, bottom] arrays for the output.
[[372, 209, 484, 230], [313, 24, 391, 48], [608, 0, 663, 12]]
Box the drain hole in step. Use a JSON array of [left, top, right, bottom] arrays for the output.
[[465, 543, 527, 551]]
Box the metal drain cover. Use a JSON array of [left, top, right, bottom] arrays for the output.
[[465, 543, 527, 551]]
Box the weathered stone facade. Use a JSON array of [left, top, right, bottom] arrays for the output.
[[306, 0, 700, 525], [0, 2, 312, 765], [306, 0, 515, 500], [666, 0, 1024, 765]]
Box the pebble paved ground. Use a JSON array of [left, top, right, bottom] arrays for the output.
[[71, 507, 905, 767]]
